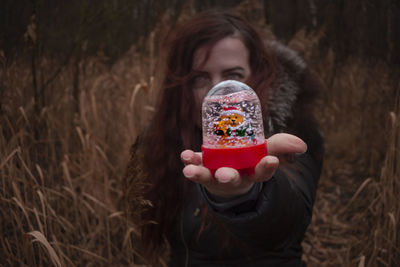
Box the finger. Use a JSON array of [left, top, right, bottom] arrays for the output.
[[253, 155, 279, 182], [267, 133, 307, 156], [183, 164, 213, 184], [211, 167, 254, 197], [214, 167, 241, 184], [181, 150, 203, 165]]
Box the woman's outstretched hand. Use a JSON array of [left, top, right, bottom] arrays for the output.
[[180, 133, 307, 199]]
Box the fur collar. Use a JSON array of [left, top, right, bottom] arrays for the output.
[[265, 41, 307, 135]]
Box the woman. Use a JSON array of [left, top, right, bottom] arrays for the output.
[[122, 10, 324, 266]]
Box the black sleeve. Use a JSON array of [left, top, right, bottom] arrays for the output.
[[199, 152, 321, 249]]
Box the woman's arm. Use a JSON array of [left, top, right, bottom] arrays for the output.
[[180, 133, 318, 248], [198, 151, 320, 248]]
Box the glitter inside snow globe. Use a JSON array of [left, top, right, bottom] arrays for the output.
[[201, 80, 268, 175]]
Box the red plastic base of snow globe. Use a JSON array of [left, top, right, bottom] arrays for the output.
[[201, 142, 268, 176]]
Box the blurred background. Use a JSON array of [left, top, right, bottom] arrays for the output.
[[1, 0, 399, 266]]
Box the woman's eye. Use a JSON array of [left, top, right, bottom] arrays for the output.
[[192, 75, 210, 89], [225, 73, 244, 81]]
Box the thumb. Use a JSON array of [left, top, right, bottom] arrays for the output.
[[267, 133, 307, 156]]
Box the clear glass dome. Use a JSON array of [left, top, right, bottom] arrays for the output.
[[202, 80, 265, 149]]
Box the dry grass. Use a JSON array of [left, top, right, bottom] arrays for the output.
[[1, 3, 399, 266], [290, 29, 400, 267], [0, 42, 154, 266]]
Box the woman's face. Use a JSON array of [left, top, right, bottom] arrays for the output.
[[191, 36, 251, 107]]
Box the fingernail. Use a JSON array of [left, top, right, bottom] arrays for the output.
[[183, 169, 194, 178], [218, 176, 231, 183], [301, 143, 308, 153], [296, 144, 307, 156], [181, 152, 191, 161], [266, 157, 279, 165]]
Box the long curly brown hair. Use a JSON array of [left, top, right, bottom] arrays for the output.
[[122, 10, 277, 264]]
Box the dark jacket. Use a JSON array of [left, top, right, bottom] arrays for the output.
[[168, 42, 324, 267]]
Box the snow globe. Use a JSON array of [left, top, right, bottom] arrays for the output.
[[201, 80, 268, 175]]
